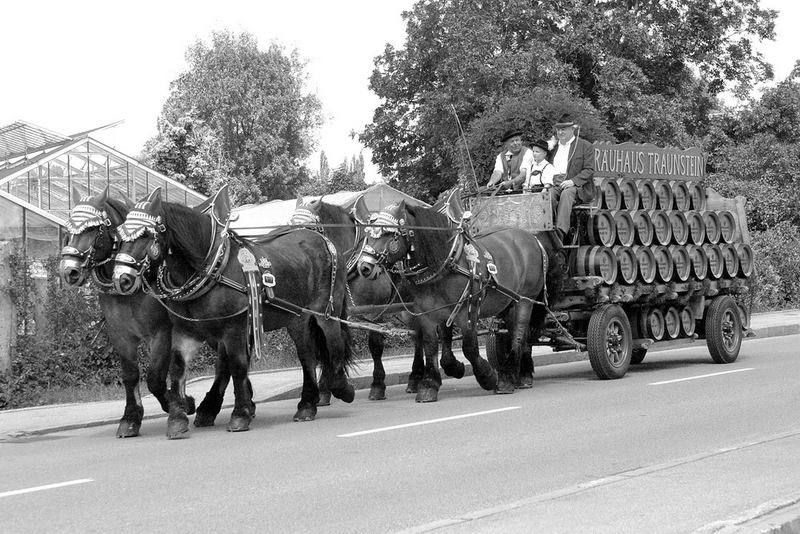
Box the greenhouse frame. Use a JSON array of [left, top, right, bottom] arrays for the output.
[[0, 121, 207, 259]]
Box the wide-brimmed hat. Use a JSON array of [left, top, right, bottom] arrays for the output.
[[554, 113, 576, 128], [531, 139, 549, 153], [500, 129, 524, 143]]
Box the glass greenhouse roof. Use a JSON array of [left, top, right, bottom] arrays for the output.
[[0, 121, 207, 225]]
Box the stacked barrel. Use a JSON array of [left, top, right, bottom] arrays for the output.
[[573, 177, 753, 287]]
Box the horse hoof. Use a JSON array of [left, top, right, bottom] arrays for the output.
[[516, 376, 534, 389], [318, 391, 331, 407], [441, 359, 465, 379], [415, 387, 439, 403], [475, 368, 498, 391], [185, 396, 196, 416], [116, 420, 140, 438], [332, 383, 355, 404], [166, 414, 190, 439], [193, 411, 216, 427], [406, 378, 420, 394], [227, 416, 251, 432], [293, 407, 317, 422], [495, 373, 516, 394], [368, 384, 387, 401]]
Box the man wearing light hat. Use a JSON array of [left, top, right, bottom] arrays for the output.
[[548, 113, 595, 240], [487, 129, 534, 191]]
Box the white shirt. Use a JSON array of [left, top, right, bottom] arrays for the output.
[[493, 147, 534, 175], [524, 159, 554, 188], [552, 137, 574, 175]]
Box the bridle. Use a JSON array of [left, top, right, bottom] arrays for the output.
[[60, 204, 116, 287], [112, 204, 167, 295]]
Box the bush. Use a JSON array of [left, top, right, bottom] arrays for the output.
[[748, 222, 800, 311]]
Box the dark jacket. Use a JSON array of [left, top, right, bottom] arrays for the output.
[[548, 137, 596, 203]]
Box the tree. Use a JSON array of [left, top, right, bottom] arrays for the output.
[[706, 79, 800, 231], [150, 30, 322, 204], [141, 116, 230, 196], [362, 0, 776, 201]]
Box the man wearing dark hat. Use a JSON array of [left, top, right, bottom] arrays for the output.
[[487, 130, 533, 190], [549, 113, 595, 239]]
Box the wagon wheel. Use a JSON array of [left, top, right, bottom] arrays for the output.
[[587, 304, 632, 379], [705, 296, 742, 364], [485, 330, 507, 369], [630, 348, 647, 365]]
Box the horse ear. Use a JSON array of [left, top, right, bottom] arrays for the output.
[[211, 184, 232, 223], [71, 186, 84, 205], [296, 196, 303, 208], [144, 187, 161, 204], [97, 186, 109, 205], [352, 195, 371, 224]]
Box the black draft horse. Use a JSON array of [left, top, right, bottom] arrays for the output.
[[356, 200, 550, 400], [292, 198, 466, 402], [58, 187, 188, 438], [111, 187, 355, 437]]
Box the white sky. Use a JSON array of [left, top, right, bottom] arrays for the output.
[[0, 0, 797, 183]]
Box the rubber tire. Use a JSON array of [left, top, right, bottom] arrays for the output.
[[705, 295, 742, 364], [631, 348, 647, 365], [485, 330, 506, 369], [587, 304, 632, 379]]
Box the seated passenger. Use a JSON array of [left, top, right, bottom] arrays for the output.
[[487, 130, 533, 191], [524, 139, 554, 191], [548, 114, 595, 240]]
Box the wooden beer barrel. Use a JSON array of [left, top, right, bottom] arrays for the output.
[[633, 245, 657, 283], [735, 243, 754, 277], [637, 179, 657, 210], [649, 210, 672, 246], [572, 246, 618, 285], [663, 306, 681, 339], [618, 178, 640, 211], [685, 244, 708, 280], [670, 180, 691, 211], [600, 178, 622, 210], [612, 246, 638, 284], [639, 307, 665, 341], [651, 245, 674, 282], [703, 211, 721, 244], [702, 243, 724, 279], [654, 180, 674, 210], [669, 211, 689, 245], [632, 211, 654, 246], [612, 210, 636, 247], [668, 244, 691, 282], [679, 306, 696, 336], [721, 243, 740, 278], [685, 210, 706, 245], [587, 210, 617, 247], [688, 182, 707, 211], [718, 210, 737, 244]]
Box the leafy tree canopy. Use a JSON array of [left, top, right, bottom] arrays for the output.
[[362, 0, 776, 201], [146, 30, 322, 204]]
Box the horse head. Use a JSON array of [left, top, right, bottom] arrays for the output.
[[59, 186, 131, 287], [112, 188, 167, 295], [356, 201, 411, 279]]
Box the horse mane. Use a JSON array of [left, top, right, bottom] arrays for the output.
[[315, 201, 359, 255], [162, 202, 213, 270], [316, 201, 352, 226], [405, 204, 454, 271]]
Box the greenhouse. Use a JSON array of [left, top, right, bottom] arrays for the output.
[[0, 121, 207, 259]]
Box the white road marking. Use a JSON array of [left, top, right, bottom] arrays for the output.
[[0, 479, 93, 499], [649, 368, 754, 386], [338, 406, 521, 438]]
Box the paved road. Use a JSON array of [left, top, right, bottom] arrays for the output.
[[2, 334, 799, 533]]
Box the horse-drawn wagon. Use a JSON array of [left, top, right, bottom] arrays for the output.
[[468, 142, 753, 380]]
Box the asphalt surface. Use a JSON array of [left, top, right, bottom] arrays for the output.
[[1, 310, 799, 533]]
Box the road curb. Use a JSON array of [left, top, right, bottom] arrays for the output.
[[2, 323, 799, 438]]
